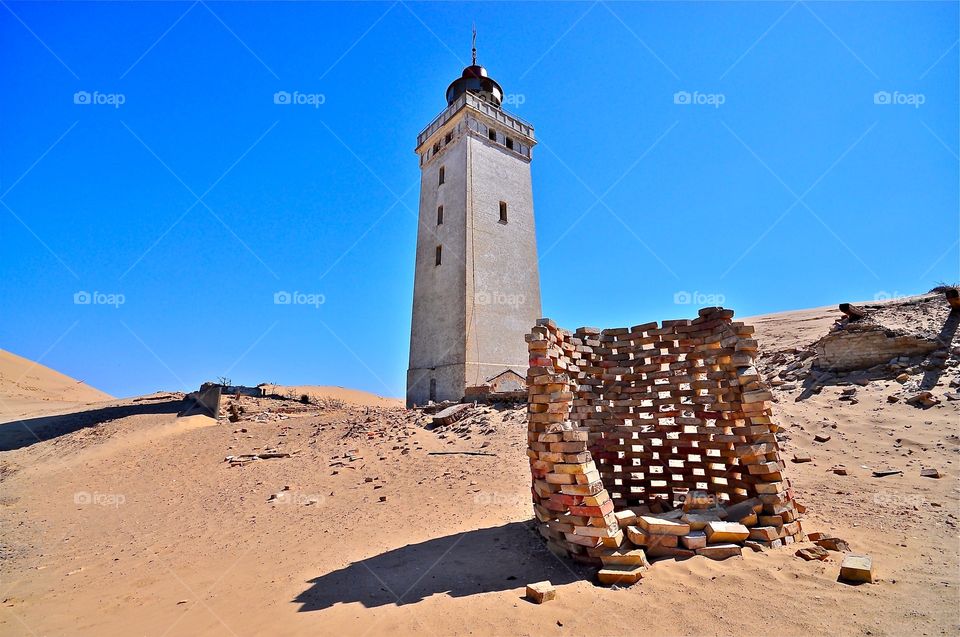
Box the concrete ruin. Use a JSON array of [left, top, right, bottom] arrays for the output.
[[525, 307, 801, 579], [814, 295, 954, 372]]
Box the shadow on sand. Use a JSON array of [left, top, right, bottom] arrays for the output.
[[294, 521, 591, 611], [0, 398, 186, 452]]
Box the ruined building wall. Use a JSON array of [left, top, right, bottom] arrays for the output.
[[816, 322, 939, 372], [526, 307, 801, 561]]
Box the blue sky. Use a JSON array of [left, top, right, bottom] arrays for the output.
[[1, 1, 957, 399]]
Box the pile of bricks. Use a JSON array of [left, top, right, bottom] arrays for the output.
[[526, 307, 803, 583]]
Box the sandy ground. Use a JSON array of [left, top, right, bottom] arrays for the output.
[[1, 303, 958, 636], [0, 348, 113, 422]]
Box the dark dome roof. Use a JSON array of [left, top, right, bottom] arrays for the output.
[[445, 64, 503, 107]]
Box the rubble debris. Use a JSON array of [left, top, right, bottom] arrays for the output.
[[906, 392, 940, 409], [920, 467, 942, 479], [432, 403, 472, 426], [796, 546, 830, 561], [815, 537, 851, 552]]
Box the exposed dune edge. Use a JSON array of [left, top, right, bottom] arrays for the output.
[[259, 384, 403, 407], [0, 348, 114, 419]]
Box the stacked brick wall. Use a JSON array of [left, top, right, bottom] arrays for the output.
[[526, 307, 801, 563]]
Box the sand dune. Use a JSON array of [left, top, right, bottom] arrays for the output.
[[0, 348, 113, 422]]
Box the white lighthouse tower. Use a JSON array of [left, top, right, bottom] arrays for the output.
[[406, 44, 542, 407]]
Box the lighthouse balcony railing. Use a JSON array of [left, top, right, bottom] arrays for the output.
[[416, 93, 534, 149]]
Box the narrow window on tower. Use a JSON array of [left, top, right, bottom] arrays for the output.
[[445, 132, 452, 144], [433, 142, 440, 154], [437, 205, 443, 225], [435, 245, 442, 266], [488, 128, 496, 141], [499, 201, 508, 223], [506, 137, 515, 150], [438, 166, 445, 185]]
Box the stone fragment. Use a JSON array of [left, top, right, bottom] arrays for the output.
[[906, 391, 939, 408], [796, 546, 830, 561], [525, 581, 556, 603], [920, 467, 942, 479], [814, 434, 831, 443], [792, 453, 812, 463], [831, 466, 847, 476], [839, 554, 874, 583], [815, 537, 850, 552]]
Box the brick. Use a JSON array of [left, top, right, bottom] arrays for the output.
[[636, 516, 690, 536], [697, 543, 742, 560], [525, 581, 556, 603], [840, 555, 873, 583], [705, 521, 750, 543], [597, 564, 644, 586]]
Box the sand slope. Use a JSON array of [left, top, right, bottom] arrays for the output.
[[1, 302, 958, 636], [0, 348, 113, 422]]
